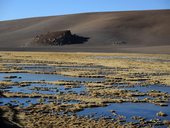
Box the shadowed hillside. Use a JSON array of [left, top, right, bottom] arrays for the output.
[[0, 10, 170, 53]]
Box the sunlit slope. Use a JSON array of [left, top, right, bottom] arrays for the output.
[[0, 10, 170, 53]]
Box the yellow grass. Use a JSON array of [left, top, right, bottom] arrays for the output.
[[0, 52, 170, 85]]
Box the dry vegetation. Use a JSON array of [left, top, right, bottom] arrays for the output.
[[1, 52, 169, 85], [0, 52, 170, 127]]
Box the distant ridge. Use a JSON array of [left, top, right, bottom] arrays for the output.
[[0, 10, 170, 54]]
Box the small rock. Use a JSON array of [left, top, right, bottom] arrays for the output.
[[156, 111, 168, 117], [163, 120, 170, 125]]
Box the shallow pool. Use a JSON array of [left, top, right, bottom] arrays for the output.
[[123, 85, 170, 94], [0, 73, 105, 82], [3, 83, 86, 95], [77, 102, 170, 121], [0, 97, 79, 107]]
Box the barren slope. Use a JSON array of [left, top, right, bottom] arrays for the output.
[[0, 10, 170, 53]]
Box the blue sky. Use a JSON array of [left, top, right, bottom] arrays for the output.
[[0, 0, 170, 21]]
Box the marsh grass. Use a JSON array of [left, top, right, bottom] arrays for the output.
[[0, 52, 170, 127]]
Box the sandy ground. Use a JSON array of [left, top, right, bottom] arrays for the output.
[[0, 10, 170, 54]]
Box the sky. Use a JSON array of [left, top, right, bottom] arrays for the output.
[[0, 0, 170, 21]]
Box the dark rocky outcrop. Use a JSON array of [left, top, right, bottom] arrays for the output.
[[33, 30, 89, 46]]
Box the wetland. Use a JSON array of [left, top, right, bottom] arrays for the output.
[[0, 52, 170, 128]]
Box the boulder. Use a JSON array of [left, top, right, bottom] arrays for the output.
[[34, 30, 89, 46]]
